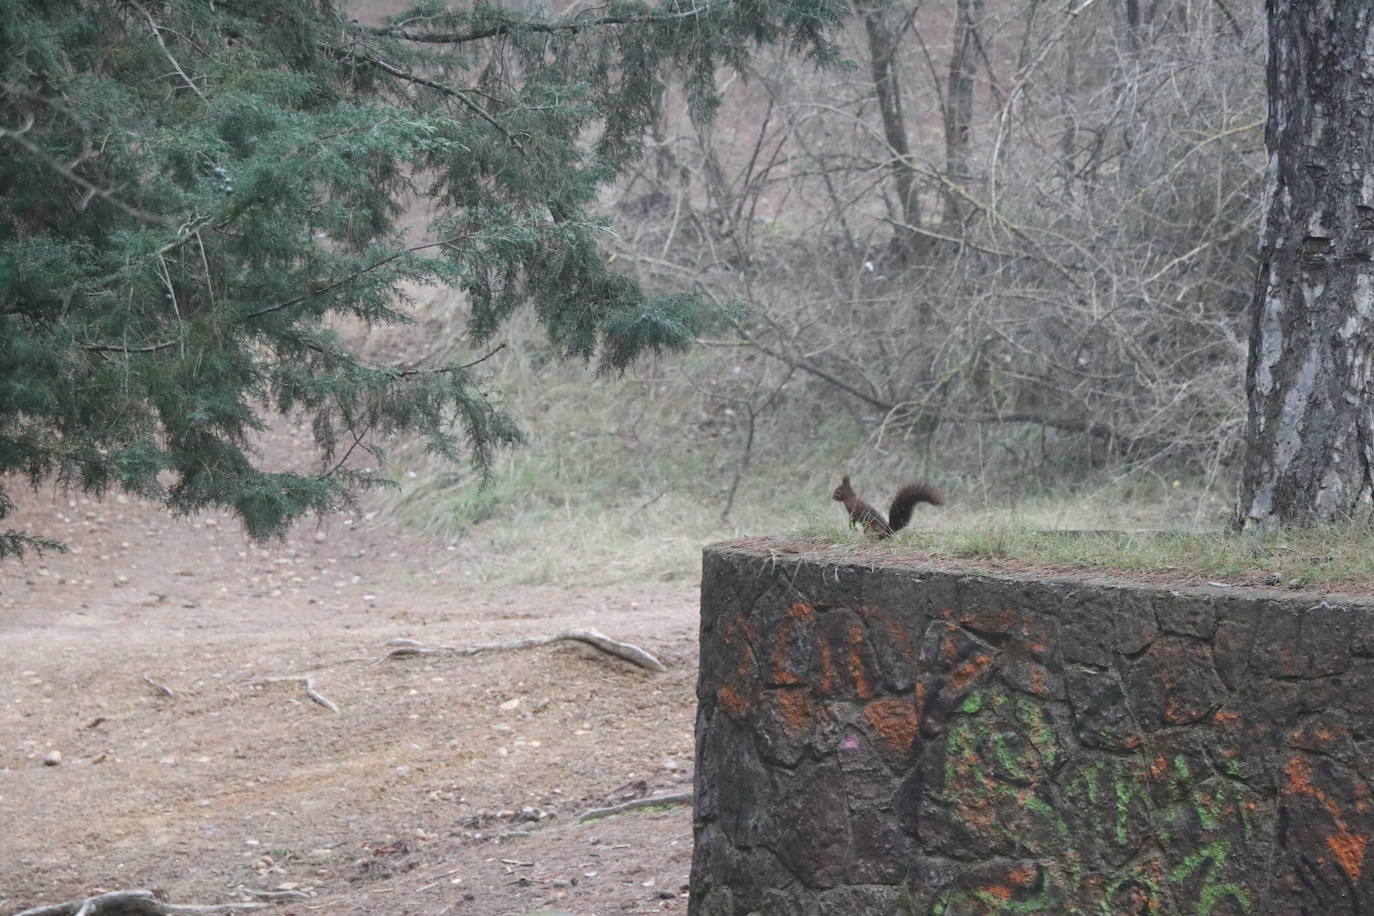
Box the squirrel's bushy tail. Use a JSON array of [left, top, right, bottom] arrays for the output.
[[886, 482, 944, 534]]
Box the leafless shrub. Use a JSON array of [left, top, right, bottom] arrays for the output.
[[608, 0, 1263, 496]]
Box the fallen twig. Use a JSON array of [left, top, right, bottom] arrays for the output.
[[252, 675, 340, 713], [142, 674, 174, 698], [575, 790, 693, 823], [236, 888, 309, 901], [379, 628, 666, 672], [14, 889, 265, 916]]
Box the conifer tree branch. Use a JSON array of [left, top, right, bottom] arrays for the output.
[[323, 418, 375, 479], [363, 5, 720, 44], [346, 49, 520, 148], [1, 0, 848, 546], [78, 233, 480, 355], [79, 339, 180, 354], [124, 0, 208, 102], [0, 112, 173, 225], [245, 233, 475, 319], [299, 340, 508, 378], [395, 343, 508, 377]]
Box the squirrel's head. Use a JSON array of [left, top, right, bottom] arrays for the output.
[[831, 475, 853, 501]]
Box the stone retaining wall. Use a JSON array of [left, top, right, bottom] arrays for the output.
[[690, 541, 1374, 915]]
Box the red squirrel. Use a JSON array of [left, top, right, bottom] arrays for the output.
[[831, 475, 943, 538]]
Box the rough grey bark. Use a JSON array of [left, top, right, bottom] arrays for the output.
[[1235, 1, 1374, 529]]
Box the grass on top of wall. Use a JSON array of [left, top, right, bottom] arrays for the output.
[[793, 517, 1374, 594]]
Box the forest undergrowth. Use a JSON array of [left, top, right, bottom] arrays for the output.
[[378, 312, 1238, 587], [372, 0, 1286, 589]]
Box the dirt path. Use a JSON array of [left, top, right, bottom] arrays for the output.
[[0, 476, 701, 915]]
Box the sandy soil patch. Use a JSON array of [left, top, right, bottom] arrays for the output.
[[1, 481, 700, 916]]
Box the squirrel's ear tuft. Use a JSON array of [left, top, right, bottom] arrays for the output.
[[841, 475, 850, 484]]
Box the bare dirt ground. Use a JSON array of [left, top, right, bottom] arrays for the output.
[[0, 450, 700, 915]]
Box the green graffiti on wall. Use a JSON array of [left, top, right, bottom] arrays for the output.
[[1099, 872, 1163, 916], [1170, 839, 1252, 915], [1061, 757, 1150, 850], [929, 686, 1258, 914]]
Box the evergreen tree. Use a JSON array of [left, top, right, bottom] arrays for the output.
[[0, 0, 845, 555]]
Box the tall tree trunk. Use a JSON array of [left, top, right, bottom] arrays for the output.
[[942, 0, 982, 230], [1123, 0, 1143, 52], [1059, 26, 1078, 201], [1235, 2, 1374, 529], [862, 3, 922, 263]]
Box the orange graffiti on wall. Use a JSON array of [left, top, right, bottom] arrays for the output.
[[1283, 753, 1370, 882]]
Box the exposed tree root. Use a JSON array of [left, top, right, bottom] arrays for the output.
[[575, 790, 693, 823], [14, 889, 265, 916], [380, 627, 667, 672], [244, 629, 661, 714], [251, 675, 339, 713]]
